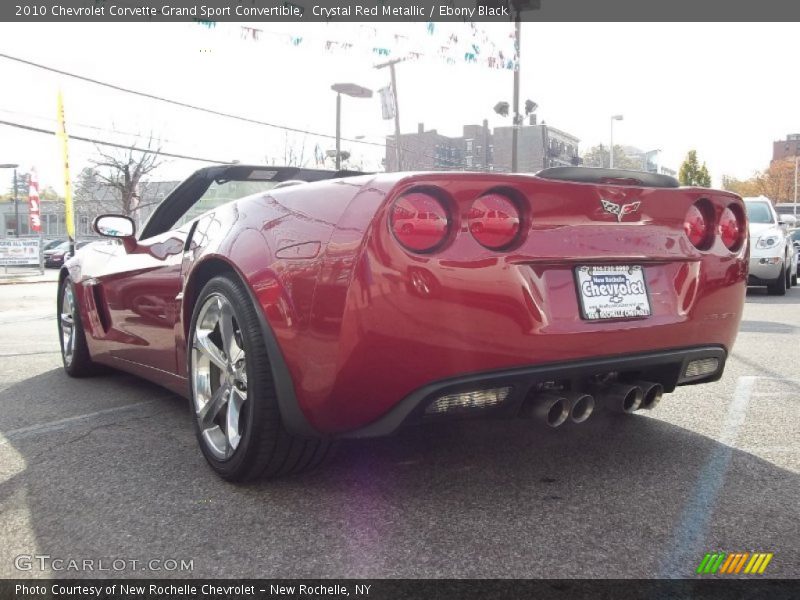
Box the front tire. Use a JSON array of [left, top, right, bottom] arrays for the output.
[[768, 266, 787, 296], [57, 277, 98, 377], [189, 275, 332, 482]]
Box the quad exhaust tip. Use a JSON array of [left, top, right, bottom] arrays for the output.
[[524, 391, 595, 427], [565, 391, 595, 423], [634, 381, 664, 410], [601, 383, 644, 414], [523, 392, 569, 428]]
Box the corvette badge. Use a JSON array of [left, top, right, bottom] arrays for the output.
[[601, 199, 641, 222]]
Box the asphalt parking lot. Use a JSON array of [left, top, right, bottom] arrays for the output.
[[0, 280, 797, 579]]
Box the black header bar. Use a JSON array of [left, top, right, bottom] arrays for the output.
[[3, 0, 800, 22]]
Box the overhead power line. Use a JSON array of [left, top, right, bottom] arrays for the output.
[[0, 119, 232, 164], [0, 51, 380, 147], [0, 51, 472, 170]]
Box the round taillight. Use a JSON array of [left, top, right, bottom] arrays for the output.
[[468, 193, 521, 249], [718, 205, 743, 250], [684, 203, 713, 249], [390, 192, 450, 252]]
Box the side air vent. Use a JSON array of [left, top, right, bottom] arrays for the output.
[[536, 167, 680, 189]]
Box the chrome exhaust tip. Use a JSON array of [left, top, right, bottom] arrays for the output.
[[565, 392, 595, 423], [523, 392, 569, 428], [634, 381, 664, 410], [599, 383, 644, 414]]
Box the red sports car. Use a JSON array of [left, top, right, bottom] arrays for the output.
[[58, 165, 748, 481]]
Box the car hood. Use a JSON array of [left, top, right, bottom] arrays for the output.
[[748, 223, 784, 239]]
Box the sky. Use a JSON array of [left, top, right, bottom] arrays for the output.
[[0, 21, 798, 191]]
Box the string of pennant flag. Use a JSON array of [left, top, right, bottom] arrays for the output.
[[193, 21, 519, 70]]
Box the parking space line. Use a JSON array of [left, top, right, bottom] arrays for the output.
[[659, 375, 756, 577], [0, 401, 158, 444]]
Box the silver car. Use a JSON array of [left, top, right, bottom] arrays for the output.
[[744, 197, 795, 294]]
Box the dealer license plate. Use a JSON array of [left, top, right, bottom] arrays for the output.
[[575, 265, 651, 320]]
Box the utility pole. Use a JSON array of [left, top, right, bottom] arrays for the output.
[[375, 57, 407, 172], [335, 92, 341, 170], [511, 11, 521, 173]]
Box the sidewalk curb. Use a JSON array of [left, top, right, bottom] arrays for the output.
[[0, 279, 59, 285]]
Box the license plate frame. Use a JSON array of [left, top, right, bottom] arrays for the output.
[[575, 265, 652, 321]]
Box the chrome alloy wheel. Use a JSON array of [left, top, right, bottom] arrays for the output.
[[192, 293, 248, 460], [60, 285, 76, 366]]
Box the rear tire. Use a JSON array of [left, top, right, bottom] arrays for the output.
[[188, 275, 333, 482], [768, 266, 787, 296], [57, 276, 99, 377], [792, 273, 798, 287]]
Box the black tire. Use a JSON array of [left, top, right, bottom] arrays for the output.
[[768, 266, 787, 296], [188, 275, 333, 482], [57, 276, 99, 377], [793, 273, 798, 287]]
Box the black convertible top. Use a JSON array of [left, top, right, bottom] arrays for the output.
[[202, 164, 366, 184], [537, 167, 680, 188]]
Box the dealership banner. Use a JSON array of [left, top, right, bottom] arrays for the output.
[[28, 167, 41, 233], [0, 239, 40, 266], [3, 0, 800, 22], [0, 579, 798, 600]]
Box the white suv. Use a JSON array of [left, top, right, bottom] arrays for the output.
[[744, 197, 796, 295]]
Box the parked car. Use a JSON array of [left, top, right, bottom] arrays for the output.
[[45, 240, 92, 268], [744, 197, 795, 294], [56, 165, 748, 481], [790, 228, 800, 277], [43, 238, 67, 252]]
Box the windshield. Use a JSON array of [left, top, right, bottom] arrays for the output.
[[745, 202, 775, 224], [173, 180, 281, 229]]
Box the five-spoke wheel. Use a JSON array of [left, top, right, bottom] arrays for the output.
[[192, 293, 249, 460]]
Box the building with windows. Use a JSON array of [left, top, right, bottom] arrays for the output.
[[0, 180, 179, 240], [773, 134, 800, 163], [385, 117, 580, 174]]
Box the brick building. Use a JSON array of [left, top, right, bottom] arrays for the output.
[[385, 117, 580, 174], [772, 134, 800, 163]]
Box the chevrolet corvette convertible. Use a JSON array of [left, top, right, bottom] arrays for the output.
[[57, 165, 748, 481]]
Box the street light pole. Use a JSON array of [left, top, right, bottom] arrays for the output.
[[0, 164, 20, 236], [794, 155, 798, 218], [13, 168, 19, 237], [609, 115, 623, 169], [330, 83, 373, 172]]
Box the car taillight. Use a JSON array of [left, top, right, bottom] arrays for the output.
[[468, 193, 521, 249], [390, 192, 450, 252], [684, 202, 713, 249], [718, 205, 744, 251]]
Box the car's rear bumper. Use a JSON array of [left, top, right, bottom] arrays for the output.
[[339, 346, 727, 438]]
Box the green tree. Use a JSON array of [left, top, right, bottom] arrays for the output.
[[1, 171, 29, 202], [581, 144, 642, 170], [679, 150, 712, 187]]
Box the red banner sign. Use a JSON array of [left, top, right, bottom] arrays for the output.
[[28, 168, 41, 233]]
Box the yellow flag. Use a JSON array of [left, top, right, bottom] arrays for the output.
[[56, 91, 75, 240]]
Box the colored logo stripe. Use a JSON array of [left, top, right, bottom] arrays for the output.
[[697, 552, 773, 574]]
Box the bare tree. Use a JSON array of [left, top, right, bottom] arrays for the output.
[[91, 134, 163, 216]]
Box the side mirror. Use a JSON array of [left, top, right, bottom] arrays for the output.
[[93, 214, 136, 251]]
